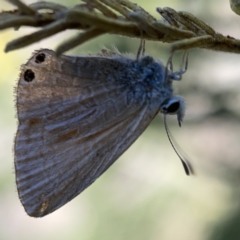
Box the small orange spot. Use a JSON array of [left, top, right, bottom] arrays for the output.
[[40, 200, 49, 213], [28, 118, 42, 126], [57, 129, 78, 141]]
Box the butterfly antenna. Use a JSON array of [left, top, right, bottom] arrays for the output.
[[163, 114, 194, 176]]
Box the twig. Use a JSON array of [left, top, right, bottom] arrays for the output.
[[1, 0, 240, 54]]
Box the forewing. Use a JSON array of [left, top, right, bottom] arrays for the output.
[[15, 49, 159, 217]]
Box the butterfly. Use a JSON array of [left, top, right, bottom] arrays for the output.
[[14, 48, 191, 217]]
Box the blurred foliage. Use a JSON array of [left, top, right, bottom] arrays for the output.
[[230, 0, 240, 15]]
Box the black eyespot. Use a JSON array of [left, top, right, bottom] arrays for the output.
[[166, 101, 180, 113], [35, 53, 46, 63], [24, 69, 35, 82]]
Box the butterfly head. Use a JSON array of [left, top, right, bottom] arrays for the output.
[[160, 96, 185, 127]]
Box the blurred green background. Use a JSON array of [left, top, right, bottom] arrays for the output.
[[1, 0, 240, 240]]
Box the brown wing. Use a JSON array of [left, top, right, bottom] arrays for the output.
[[14, 49, 160, 217]]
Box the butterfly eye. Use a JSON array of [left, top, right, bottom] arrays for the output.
[[160, 97, 185, 127], [160, 98, 181, 115], [162, 101, 180, 114], [35, 53, 46, 64]]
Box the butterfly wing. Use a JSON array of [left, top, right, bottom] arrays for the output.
[[15, 49, 161, 217]]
